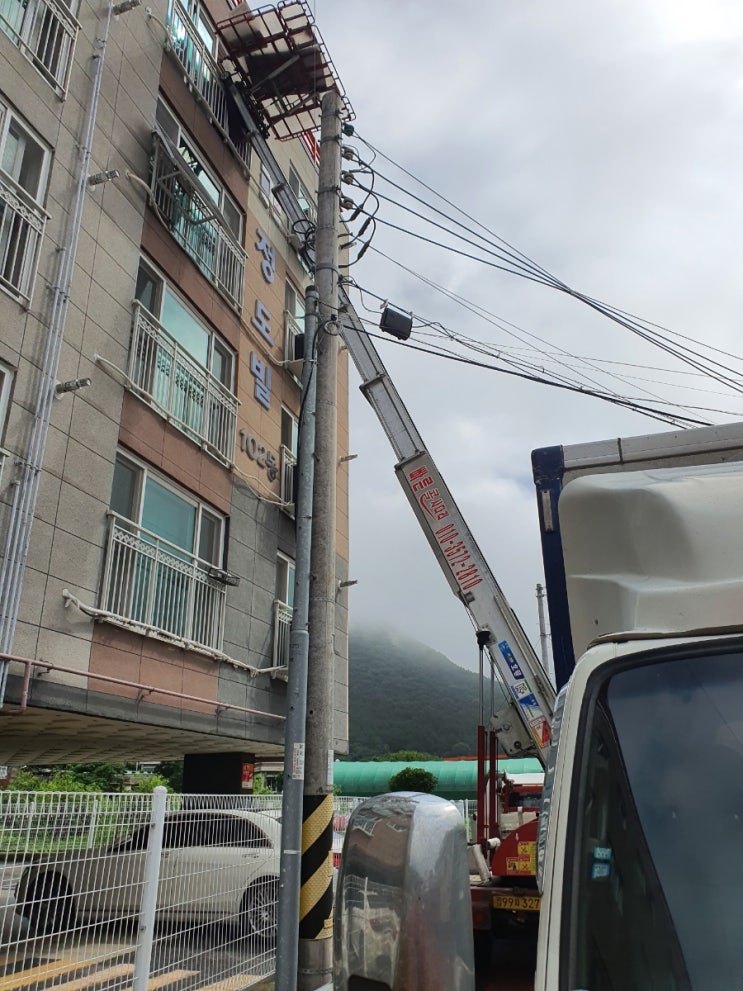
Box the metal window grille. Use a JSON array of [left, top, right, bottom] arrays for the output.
[[99, 513, 227, 653], [128, 302, 238, 466], [279, 444, 296, 515], [0, 0, 78, 95], [149, 134, 246, 313], [0, 172, 49, 303], [271, 599, 292, 669]]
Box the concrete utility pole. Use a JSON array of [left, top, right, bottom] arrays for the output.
[[275, 285, 319, 991], [536, 583, 553, 684], [297, 89, 343, 991]]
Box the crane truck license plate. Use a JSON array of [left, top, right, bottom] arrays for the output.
[[492, 893, 541, 912]]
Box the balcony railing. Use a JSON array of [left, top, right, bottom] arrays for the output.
[[150, 133, 246, 312], [280, 444, 296, 516], [165, 0, 250, 165], [100, 513, 227, 654], [272, 599, 292, 669], [0, 0, 78, 95], [0, 171, 49, 303], [128, 301, 238, 465]]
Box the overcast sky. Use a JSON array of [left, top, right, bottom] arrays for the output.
[[313, 0, 743, 673]]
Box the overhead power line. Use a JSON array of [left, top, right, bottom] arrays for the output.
[[345, 131, 743, 404]]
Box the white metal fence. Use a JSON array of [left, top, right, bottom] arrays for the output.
[[0, 791, 364, 991]]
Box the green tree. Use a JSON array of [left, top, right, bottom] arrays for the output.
[[388, 767, 438, 793], [129, 773, 171, 793], [157, 761, 184, 792], [372, 750, 438, 762]]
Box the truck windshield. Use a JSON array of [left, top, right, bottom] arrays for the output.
[[570, 646, 743, 991]]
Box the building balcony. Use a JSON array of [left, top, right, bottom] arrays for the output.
[[150, 133, 246, 312], [0, 0, 78, 95], [99, 513, 227, 654], [128, 301, 238, 465], [280, 443, 296, 516], [0, 170, 49, 303], [165, 0, 250, 165], [272, 598, 292, 669]]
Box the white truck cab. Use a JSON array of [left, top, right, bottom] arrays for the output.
[[535, 461, 743, 989]]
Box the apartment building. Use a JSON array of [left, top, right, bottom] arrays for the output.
[[0, 0, 352, 790]]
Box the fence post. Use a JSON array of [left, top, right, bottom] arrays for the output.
[[25, 798, 36, 852], [133, 786, 167, 991], [86, 798, 100, 850]]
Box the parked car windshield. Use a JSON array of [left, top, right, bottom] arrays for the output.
[[569, 644, 743, 991]]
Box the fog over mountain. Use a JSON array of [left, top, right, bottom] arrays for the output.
[[347, 622, 483, 760]]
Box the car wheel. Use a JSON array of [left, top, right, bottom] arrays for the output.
[[239, 877, 278, 944], [26, 873, 76, 936]]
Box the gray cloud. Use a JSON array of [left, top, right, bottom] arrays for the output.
[[317, 0, 743, 670]]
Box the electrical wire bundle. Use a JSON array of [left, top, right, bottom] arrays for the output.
[[333, 130, 743, 429]]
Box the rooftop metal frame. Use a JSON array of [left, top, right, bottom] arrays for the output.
[[217, 0, 354, 141]]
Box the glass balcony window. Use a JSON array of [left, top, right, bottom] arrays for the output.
[[130, 259, 238, 463], [150, 104, 246, 311], [101, 454, 228, 653], [165, 0, 250, 165], [0, 106, 50, 303]]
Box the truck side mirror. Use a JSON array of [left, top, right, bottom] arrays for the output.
[[332, 792, 475, 991]]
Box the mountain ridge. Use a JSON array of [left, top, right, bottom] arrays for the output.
[[347, 622, 481, 760]]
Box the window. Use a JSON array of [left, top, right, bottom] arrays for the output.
[[280, 407, 298, 511], [101, 452, 228, 650], [567, 648, 743, 990], [132, 258, 237, 463], [273, 553, 295, 668], [135, 258, 234, 390], [0, 102, 50, 302], [288, 163, 316, 224], [0, 0, 79, 94], [156, 98, 242, 242], [111, 452, 223, 565], [150, 99, 246, 310], [213, 815, 270, 848], [284, 280, 305, 363], [258, 160, 285, 216]]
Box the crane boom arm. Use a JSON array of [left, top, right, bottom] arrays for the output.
[[340, 299, 556, 765]]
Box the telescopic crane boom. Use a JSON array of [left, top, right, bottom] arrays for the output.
[[339, 299, 556, 766]]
